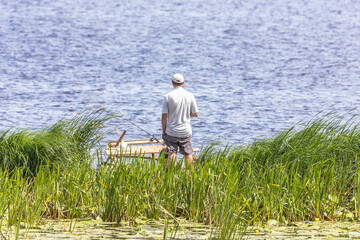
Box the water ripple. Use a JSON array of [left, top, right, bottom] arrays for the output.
[[0, 0, 359, 146]]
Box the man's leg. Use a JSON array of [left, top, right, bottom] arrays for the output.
[[184, 154, 194, 172], [162, 133, 178, 167], [179, 136, 194, 172], [168, 152, 177, 167]]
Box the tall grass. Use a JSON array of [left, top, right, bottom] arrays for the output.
[[0, 108, 112, 176], [230, 112, 360, 222], [1, 111, 360, 239]]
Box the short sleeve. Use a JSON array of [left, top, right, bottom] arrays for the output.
[[190, 95, 198, 114], [162, 96, 168, 114]]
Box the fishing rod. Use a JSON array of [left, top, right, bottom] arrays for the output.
[[124, 118, 164, 145]]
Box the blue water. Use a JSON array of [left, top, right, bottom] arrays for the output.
[[1, 0, 360, 148]]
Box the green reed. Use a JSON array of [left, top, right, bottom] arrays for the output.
[[1, 111, 360, 239], [0, 108, 112, 176]]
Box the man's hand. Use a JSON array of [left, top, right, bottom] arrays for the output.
[[190, 112, 199, 117]]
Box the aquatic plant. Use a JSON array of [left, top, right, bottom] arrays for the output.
[[0, 108, 112, 176], [231, 112, 360, 222], [1, 111, 360, 239]]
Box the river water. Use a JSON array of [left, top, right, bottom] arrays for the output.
[[0, 0, 359, 147]]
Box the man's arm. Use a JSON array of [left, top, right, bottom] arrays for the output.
[[162, 113, 167, 134], [190, 95, 198, 118]]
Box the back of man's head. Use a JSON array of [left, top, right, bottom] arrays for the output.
[[172, 73, 184, 86]]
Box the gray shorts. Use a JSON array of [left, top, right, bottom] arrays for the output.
[[162, 133, 193, 156]]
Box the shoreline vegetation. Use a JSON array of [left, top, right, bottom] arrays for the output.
[[1, 109, 360, 239]]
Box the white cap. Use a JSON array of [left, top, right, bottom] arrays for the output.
[[172, 73, 184, 84]]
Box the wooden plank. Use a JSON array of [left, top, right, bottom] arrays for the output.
[[107, 145, 165, 152], [129, 145, 166, 151], [105, 137, 201, 157], [106, 145, 166, 154], [106, 146, 201, 156], [193, 148, 201, 152], [106, 150, 164, 156], [106, 151, 163, 156]]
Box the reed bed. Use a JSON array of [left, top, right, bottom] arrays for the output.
[[0, 108, 112, 176], [1, 111, 360, 239]]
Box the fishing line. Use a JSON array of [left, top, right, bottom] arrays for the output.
[[124, 118, 164, 145]]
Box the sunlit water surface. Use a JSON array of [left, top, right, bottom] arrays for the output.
[[1, 0, 360, 148]]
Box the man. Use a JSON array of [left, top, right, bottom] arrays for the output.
[[161, 73, 198, 168]]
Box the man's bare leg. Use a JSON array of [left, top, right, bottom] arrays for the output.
[[168, 152, 177, 167], [185, 154, 194, 172]]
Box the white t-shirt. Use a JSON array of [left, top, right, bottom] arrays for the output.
[[162, 87, 198, 138]]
